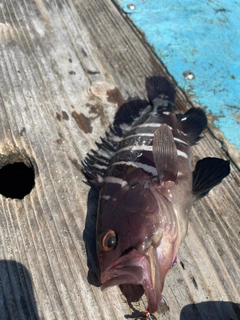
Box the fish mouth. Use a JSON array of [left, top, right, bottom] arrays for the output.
[[100, 248, 162, 313]]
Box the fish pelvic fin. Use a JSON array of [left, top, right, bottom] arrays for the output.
[[192, 157, 230, 200], [145, 76, 176, 113], [179, 108, 207, 145], [153, 124, 178, 183]]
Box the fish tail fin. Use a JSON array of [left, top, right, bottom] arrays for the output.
[[145, 76, 176, 112]]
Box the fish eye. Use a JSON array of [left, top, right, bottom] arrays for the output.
[[102, 230, 117, 251]]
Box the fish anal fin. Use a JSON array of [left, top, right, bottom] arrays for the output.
[[153, 124, 178, 183], [192, 157, 230, 199], [180, 108, 207, 145]]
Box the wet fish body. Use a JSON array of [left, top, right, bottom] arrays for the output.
[[83, 76, 230, 313]]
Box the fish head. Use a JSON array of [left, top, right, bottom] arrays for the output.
[[96, 180, 180, 313]]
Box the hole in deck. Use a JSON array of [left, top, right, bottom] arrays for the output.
[[0, 162, 35, 199]]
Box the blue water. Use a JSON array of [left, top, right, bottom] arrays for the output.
[[117, 1, 240, 151]]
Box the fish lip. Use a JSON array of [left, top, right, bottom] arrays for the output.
[[100, 248, 161, 313]]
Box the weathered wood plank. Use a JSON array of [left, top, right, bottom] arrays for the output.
[[0, 0, 239, 319]]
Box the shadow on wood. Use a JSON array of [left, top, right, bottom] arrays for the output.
[[0, 260, 39, 319], [180, 301, 240, 320], [83, 185, 101, 287]]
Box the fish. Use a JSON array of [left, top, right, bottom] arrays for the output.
[[82, 76, 230, 314]]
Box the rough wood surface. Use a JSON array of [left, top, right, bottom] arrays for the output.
[[0, 0, 239, 319]]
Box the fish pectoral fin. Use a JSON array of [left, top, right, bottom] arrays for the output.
[[192, 157, 230, 200], [153, 124, 178, 183], [178, 108, 207, 145]]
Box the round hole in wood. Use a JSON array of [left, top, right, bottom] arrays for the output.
[[0, 161, 35, 199]]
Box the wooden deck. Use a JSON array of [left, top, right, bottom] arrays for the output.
[[0, 1, 239, 319]]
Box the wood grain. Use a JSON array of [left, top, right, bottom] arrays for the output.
[[0, 0, 239, 319]]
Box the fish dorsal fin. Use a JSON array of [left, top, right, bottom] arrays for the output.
[[153, 124, 178, 183], [113, 99, 149, 135], [179, 108, 207, 145], [192, 157, 230, 199]]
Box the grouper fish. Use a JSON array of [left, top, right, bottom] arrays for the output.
[[83, 76, 230, 314]]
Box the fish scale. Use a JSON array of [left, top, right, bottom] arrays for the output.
[[82, 76, 230, 315]]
